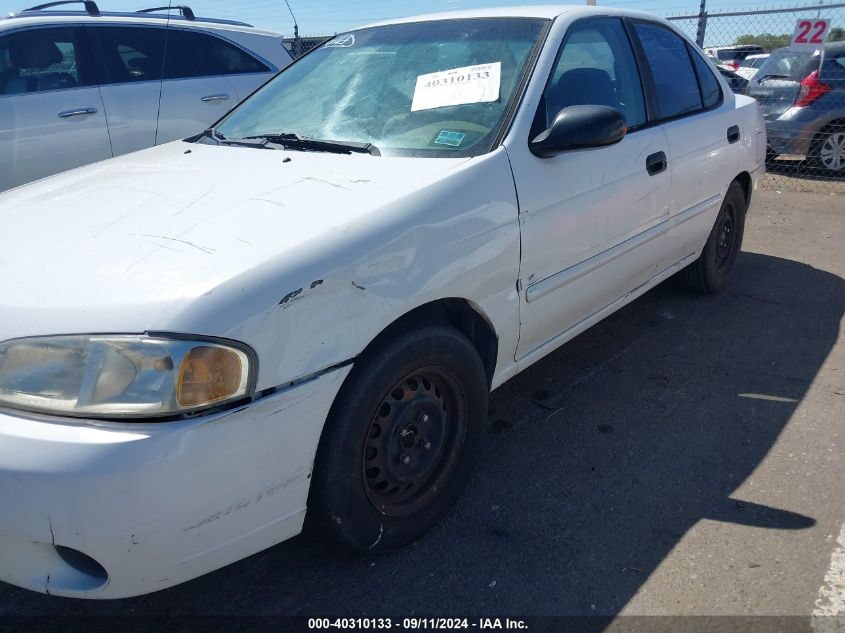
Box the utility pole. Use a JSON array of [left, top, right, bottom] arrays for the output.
[[284, 0, 300, 57], [696, 0, 707, 48]]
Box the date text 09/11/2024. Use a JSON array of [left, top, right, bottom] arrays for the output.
[[307, 618, 529, 630]]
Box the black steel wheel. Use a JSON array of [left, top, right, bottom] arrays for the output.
[[714, 210, 737, 272], [680, 180, 747, 293], [362, 367, 466, 517], [309, 323, 488, 552]]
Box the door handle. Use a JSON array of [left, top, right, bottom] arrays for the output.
[[646, 151, 667, 176], [727, 125, 741, 144], [57, 107, 97, 118], [201, 94, 230, 102]]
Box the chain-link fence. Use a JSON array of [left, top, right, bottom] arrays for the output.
[[666, 3, 845, 193], [282, 35, 332, 58]]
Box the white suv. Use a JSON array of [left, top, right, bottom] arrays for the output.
[[0, 1, 291, 191]]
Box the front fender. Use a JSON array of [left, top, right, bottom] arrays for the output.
[[155, 148, 522, 391]]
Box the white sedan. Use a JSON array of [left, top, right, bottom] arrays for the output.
[[735, 53, 771, 81], [0, 5, 765, 598]]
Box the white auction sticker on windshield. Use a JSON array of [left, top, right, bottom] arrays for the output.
[[411, 62, 501, 112]]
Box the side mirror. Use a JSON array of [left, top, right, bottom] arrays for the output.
[[529, 105, 627, 158]]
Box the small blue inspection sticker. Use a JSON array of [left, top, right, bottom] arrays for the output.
[[435, 130, 465, 147]]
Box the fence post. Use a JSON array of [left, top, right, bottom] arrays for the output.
[[696, 0, 708, 47]]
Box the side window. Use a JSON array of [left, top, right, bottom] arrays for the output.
[[633, 22, 703, 120], [0, 27, 93, 95], [538, 18, 646, 132], [164, 29, 269, 79], [87, 26, 165, 85], [689, 46, 722, 109], [822, 54, 845, 78]]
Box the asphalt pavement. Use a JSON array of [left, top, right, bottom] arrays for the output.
[[0, 186, 843, 631]]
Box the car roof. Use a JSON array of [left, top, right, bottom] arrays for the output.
[[0, 6, 281, 36], [360, 4, 673, 29], [771, 41, 845, 55], [825, 40, 845, 54]]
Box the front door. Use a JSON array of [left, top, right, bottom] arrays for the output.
[[508, 17, 671, 361], [0, 26, 111, 191]]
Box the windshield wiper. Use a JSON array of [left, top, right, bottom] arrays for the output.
[[197, 127, 275, 149], [243, 133, 380, 156]]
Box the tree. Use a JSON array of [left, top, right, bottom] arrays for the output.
[[737, 27, 844, 50], [736, 33, 791, 50]]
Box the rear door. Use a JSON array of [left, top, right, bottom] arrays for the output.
[[630, 21, 742, 260], [86, 25, 166, 156], [156, 28, 272, 143], [0, 25, 111, 191]]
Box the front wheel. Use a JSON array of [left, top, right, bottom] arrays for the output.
[[679, 180, 747, 293], [309, 324, 488, 552]]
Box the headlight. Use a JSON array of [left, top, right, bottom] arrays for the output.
[[0, 335, 254, 418]]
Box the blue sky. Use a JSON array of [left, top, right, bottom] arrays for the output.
[[0, 0, 835, 37]]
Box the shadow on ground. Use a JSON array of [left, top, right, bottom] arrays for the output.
[[1, 252, 843, 625]]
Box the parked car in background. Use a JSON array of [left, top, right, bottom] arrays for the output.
[[0, 5, 764, 599], [748, 43, 845, 174], [705, 44, 766, 69], [0, 1, 291, 191], [735, 53, 770, 81], [717, 64, 749, 94]]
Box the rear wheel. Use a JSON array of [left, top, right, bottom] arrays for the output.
[[309, 324, 488, 552], [679, 181, 747, 293], [812, 124, 845, 175]]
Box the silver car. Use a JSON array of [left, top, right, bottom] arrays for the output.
[[0, 1, 292, 191], [748, 42, 845, 174]]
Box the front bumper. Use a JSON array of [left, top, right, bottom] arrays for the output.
[[0, 365, 350, 599]]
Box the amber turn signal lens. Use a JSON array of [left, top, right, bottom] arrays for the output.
[[177, 346, 244, 407]]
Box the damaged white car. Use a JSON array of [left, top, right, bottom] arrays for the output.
[[0, 5, 765, 598]]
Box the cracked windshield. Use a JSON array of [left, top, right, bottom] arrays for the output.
[[215, 18, 545, 155]]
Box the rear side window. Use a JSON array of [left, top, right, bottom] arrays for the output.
[[689, 47, 722, 109], [821, 53, 845, 79], [87, 26, 166, 85], [633, 22, 702, 120], [164, 30, 270, 79], [539, 17, 647, 131], [0, 27, 94, 95]]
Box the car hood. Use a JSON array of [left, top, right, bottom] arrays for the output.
[[0, 142, 469, 341]]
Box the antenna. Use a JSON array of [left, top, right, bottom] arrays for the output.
[[283, 0, 300, 56]]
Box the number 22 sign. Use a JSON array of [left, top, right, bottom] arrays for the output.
[[791, 18, 829, 51]]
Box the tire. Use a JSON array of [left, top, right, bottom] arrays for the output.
[[811, 124, 845, 175], [680, 181, 747, 294], [309, 324, 488, 552]]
